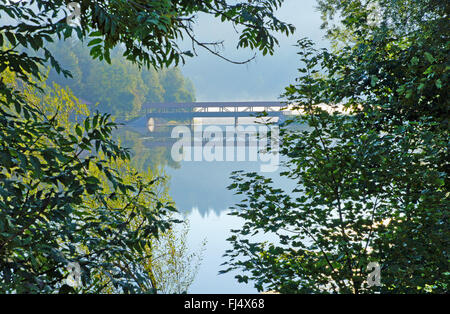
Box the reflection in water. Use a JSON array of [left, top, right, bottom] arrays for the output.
[[183, 209, 256, 293], [114, 118, 302, 293]]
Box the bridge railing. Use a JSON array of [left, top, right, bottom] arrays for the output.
[[141, 101, 287, 114]]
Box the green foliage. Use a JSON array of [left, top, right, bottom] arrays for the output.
[[144, 220, 206, 294], [159, 67, 195, 103], [0, 69, 179, 293], [1, 0, 293, 293], [222, 0, 449, 294], [0, 0, 294, 86], [45, 39, 195, 117]]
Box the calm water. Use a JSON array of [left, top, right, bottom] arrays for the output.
[[119, 119, 299, 293], [167, 161, 291, 293]]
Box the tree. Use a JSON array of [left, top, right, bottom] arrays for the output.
[[160, 67, 196, 103], [141, 66, 165, 103], [45, 41, 84, 96], [1, 0, 294, 86], [0, 69, 205, 293], [222, 0, 449, 293], [43, 39, 194, 116], [0, 0, 294, 293], [85, 57, 147, 116], [144, 220, 206, 294], [0, 69, 180, 292]]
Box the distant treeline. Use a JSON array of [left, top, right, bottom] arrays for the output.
[[46, 39, 196, 117]]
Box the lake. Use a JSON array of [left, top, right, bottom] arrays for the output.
[[119, 118, 299, 293]]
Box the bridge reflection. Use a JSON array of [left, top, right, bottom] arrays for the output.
[[117, 103, 307, 215]]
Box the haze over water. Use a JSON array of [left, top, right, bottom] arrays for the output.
[[121, 117, 300, 293]]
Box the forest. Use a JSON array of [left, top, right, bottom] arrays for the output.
[[0, 0, 448, 296], [46, 39, 196, 118]]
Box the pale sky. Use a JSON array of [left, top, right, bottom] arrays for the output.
[[1, 0, 328, 101], [180, 0, 329, 101]]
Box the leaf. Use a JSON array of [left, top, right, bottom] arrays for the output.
[[58, 284, 75, 294], [424, 52, 435, 63], [29, 156, 42, 178], [5, 33, 18, 49], [87, 38, 102, 47], [370, 75, 378, 87], [75, 125, 83, 137]]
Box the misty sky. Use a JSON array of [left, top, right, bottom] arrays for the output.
[[2, 0, 328, 102], [180, 0, 329, 101]]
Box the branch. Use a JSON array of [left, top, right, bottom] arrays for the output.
[[182, 23, 256, 65]]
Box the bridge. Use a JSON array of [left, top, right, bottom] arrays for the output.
[[127, 101, 291, 132]]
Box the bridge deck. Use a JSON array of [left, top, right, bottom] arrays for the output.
[[142, 101, 286, 110], [144, 111, 285, 119]]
